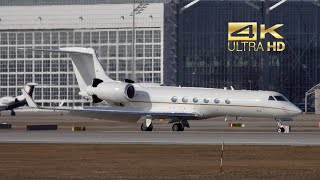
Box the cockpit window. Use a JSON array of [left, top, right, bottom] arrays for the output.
[[274, 96, 287, 101], [268, 96, 275, 101]]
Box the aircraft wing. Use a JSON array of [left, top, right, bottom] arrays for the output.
[[0, 106, 8, 111], [22, 89, 199, 122]]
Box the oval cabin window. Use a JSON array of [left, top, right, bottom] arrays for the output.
[[182, 97, 188, 103], [214, 98, 220, 103], [204, 98, 209, 103], [171, 96, 178, 102]]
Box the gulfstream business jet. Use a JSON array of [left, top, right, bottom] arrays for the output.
[[22, 47, 301, 132]]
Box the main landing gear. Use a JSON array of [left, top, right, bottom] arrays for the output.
[[140, 118, 190, 132], [171, 120, 189, 132], [141, 123, 153, 131], [172, 123, 184, 131], [10, 110, 16, 116], [141, 116, 153, 131]]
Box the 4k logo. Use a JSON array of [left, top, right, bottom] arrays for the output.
[[228, 22, 283, 41], [228, 22, 285, 51]]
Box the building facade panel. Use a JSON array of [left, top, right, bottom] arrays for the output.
[[178, 0, 320, 104], [0, 3, 164, 107]]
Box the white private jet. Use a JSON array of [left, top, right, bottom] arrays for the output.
[[0, 83, 37, 116], [22, 47, 301, 132]]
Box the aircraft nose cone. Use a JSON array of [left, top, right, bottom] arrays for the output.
[[290, 105, 302, 115]]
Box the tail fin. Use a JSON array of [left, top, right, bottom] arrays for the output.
[[60, 47, 113, 93], [22, 47, 113, 94], [16, 83, 38, 101], [24, 83, 38, 97]]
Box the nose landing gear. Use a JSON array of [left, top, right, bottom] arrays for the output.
[[275, 118, 287, 133]]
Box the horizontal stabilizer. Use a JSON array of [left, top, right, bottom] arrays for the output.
[[19, 47, 93, 55]]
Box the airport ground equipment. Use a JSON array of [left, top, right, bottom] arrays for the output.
[[228, 122, 245, 127], [0, 123, 11, 129], [26, 124, 58, 131], [72, 126, 86, 131]]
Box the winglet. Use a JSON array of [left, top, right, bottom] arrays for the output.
[[21, 89, 38, 108]]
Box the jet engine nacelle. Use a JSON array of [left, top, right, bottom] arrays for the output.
[[86, 82, 135, 104]]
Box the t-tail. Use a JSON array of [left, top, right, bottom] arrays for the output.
[[24, 83, 37, 97], [23, 47, 114, 98], [16, 83, 38, 101]]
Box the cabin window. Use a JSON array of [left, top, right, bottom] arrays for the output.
[[275, 96, 287, 101], [268, 96, 275, 101], [182, 97, 188, 103], [193, 97, 199, 103], [204, 98, 209, 103], [214, 98, 220, 103], [171, 96, 178, 102], [225, 99, 231, 104]]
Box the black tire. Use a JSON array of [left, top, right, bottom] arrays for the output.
[[141, 124, 148, 131], [172, 123, 180, 131], [141, 123, 153, 131], [178, 123, 185, 131], [281, 127, 285, 133], [277, 128, 282, 133], [11, 111, 16, 116], [147, 123, 153, 131]]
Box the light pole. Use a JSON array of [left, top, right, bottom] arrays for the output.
[[177, 0, 200, 85], [132, 0, 136, 82], [130, 2, 149, 82]]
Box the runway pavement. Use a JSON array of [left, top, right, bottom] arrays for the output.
[[0, 111, 319, 146], [0, 131, 320, 146]]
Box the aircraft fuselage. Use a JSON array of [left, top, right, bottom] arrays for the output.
[[118, 85, 301, 120]]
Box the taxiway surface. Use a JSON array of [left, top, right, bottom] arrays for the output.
[[0, 131, 320, 145]]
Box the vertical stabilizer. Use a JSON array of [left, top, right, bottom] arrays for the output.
[[59, 47, 113, 92], [24, 83, 38, 97], [16, 83, 38, 101], [24, 47, 114, 95]]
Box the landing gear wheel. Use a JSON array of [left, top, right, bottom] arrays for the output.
[[277, 127, 285, 133], [141, 123, 153, 131], [11, 111, 16, 116], [172, 123, 184, 131]]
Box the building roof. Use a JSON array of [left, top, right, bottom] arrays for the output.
[[0, 3, 163, 30]]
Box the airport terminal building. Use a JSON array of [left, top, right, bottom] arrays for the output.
[[0, 0, 319, 107]]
